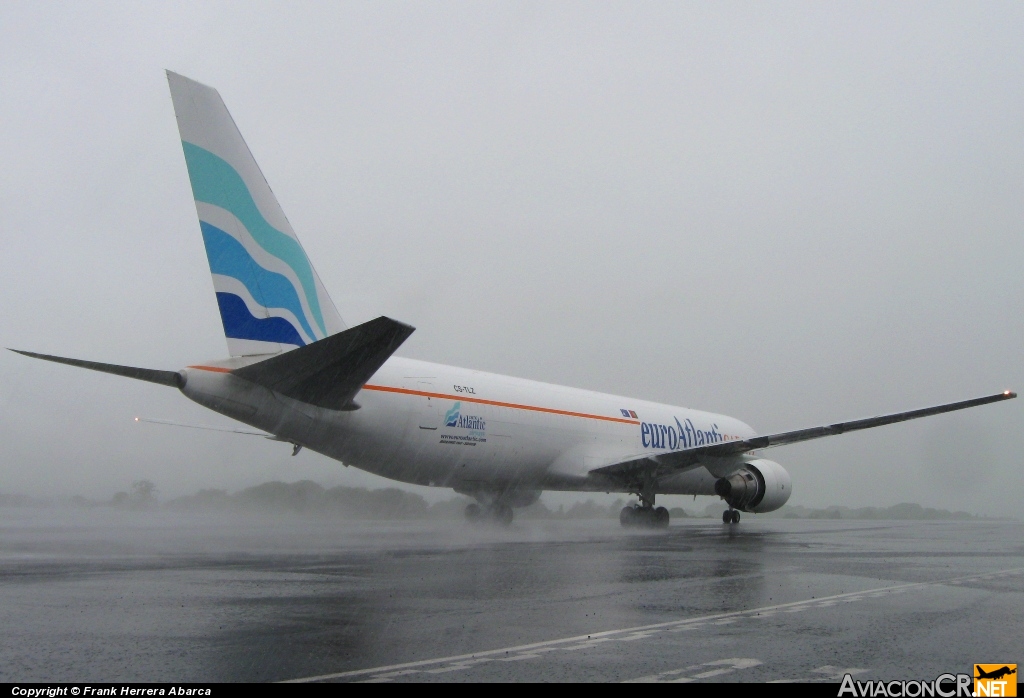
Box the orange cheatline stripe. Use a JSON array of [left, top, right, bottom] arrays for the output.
[[184, 367, 638, 425], [361, 384, 639, 425]]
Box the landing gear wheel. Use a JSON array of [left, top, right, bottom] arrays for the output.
[[654, 506, 670, 528], [723, 510, 733, 524], [732, 510, 741, 524], [494, 504, 514, 527], [621, 505, 669, 529]]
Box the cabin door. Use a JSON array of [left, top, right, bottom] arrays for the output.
[[416, 381, 440, 430]]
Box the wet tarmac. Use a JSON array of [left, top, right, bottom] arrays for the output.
[[0, 508, 1021, 683]]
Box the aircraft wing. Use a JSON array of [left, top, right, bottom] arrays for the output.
[[591, 390, 1016, 479]]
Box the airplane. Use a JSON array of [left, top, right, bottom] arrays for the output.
[[975, 667, 1016, 681], [10, 72, 1017, 527]]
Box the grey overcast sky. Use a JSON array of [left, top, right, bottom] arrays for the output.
[[1, 2, 1021, 513]]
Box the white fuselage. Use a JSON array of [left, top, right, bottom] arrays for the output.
[[179, 356, 759, 502]]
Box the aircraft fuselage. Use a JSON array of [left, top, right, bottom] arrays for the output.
[[181, 355, 757, 502]]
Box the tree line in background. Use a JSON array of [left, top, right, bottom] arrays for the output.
[[0, 479, 984, 520]]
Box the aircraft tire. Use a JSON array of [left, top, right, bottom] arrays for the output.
[[620, 506, 637, 528], [723, 510, 734, 524], [494, 504, 514, 527], [654, 506, 670, 528], [733, 510, 741, 524]]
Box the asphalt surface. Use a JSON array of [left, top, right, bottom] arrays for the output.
[[0, 508, 1021, 683]]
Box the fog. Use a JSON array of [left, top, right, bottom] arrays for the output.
[[1, 2, 1021, 515]]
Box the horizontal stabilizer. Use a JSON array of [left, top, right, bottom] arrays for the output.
[[9, 350, 183, 388], [231, 316, 414, 410]]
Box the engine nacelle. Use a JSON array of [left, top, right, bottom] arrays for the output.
[[713, 459, 792, 513]]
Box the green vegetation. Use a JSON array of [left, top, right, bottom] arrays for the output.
[[0, 480, 993, 520], [111, 480, 158, 510], [159, 485, 989, 520], [167, 480, 436, 519], [772, 503, 978, 520]]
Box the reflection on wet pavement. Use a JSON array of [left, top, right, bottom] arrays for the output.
[[0, 509, 1020, 682]]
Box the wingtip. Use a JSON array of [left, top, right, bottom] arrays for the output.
[[1003, 390, 1017, 399], [9, 349, 49, 360], [377, 315, 416, 331]]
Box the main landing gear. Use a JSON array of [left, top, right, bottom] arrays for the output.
[[620, 504, 670, 529], [620, 486, 670, 529], [465, 502, 514, 527], [722, 509, 741, 524]]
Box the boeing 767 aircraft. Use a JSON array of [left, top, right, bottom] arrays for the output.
[[11, 73, 1016, 527]]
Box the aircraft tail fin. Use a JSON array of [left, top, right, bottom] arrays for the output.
[[232, 316, 414, 411], [166, 71, 346, 357]]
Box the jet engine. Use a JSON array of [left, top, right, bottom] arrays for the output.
[[713, 459, 792, 513]]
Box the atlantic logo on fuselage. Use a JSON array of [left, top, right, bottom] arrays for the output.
[[641, 416, 724, 450], [444, 402, 486, 431]]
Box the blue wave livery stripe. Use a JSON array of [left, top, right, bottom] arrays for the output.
[[201, 222, 316, 342], [445, 403, 461, 427], [182, 141, 327, 336], [216, 292, 306, 347]]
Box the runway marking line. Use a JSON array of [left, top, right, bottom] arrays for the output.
[[768, 665, 870, 684], [280, 567, 1022, 683], [626, 658, 763, 684]]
